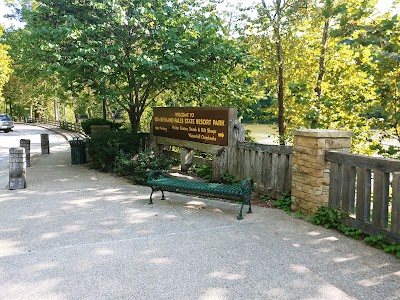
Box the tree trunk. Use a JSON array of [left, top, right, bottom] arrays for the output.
[[54, 99, 59, 122], [264, 0, 286, 145], [128, 105, 141, 133], [9, 100, 13, 117], [276, 28, 286, 145], [312, 18, 330, 128], [102, 98, 107, 120]]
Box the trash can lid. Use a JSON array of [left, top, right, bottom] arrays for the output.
[[69, 136, 85, 143]]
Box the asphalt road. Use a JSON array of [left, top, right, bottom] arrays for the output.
[[0, 123, 66, 189]]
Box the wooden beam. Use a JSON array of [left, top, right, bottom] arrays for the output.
[[237, 141, 293, 155], [326, 151, 400, 172], [155, 136, 224, 155]]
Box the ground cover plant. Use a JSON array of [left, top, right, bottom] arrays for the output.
[[311, 207, 400, 258], [273, 193, 292, 213], [193, 164, 213, 181]]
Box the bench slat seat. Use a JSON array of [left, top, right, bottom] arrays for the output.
[[147, 170, 253, 220]]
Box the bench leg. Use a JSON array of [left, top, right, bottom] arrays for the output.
[[149, 188, 155, 205], [237, 201, 245, 220], [247, 196, 252, 214], [149, 188, 165, 205], [237, 195, 252, 220]]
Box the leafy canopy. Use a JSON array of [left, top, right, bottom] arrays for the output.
[[19, 0, 252, 130]]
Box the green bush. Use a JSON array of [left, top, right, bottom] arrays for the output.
[[311, 207, 341, 229], [81, 118, 123, 135], [114, 149, 176, 184], [86, 131, 149, 172], [220, 171, 241, 185], [274, 193, 292, 213], [193, 164, 213, 181], [364, 235, 400, 258]]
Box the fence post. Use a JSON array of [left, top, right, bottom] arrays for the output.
[[291, 129, 353, 217], [20, 139, 31, 167], [9, 147, 26, 190], [212, 120, 245, 181], [41, 133, 50, 154], [180, 148, 193, 172]]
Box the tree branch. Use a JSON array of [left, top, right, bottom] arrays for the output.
[[114, 83, 131, 111], [140, 77, 156, 104], [142, 88, 167, 111]]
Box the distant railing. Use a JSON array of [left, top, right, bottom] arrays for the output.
[[59, 120, 83, 133], [21, 118, 86, 136], [326, 151, 400, 243]]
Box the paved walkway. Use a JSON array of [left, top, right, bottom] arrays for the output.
[[0, 130, 399, 300]]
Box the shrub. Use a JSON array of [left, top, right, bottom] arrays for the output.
[[193, 164, 213, 181], [311, 207, 341, 229], [81, 118, 123, 135], [114, 149, 176, 184], [274, 193, 292, 213], [220, 171, 241, 185], [86, 131, 149, 172]]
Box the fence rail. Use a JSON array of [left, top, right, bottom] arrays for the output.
[[229, 141, 293, 198], [326, 151, 400, 243], [22, 118, 84, 134], [59, 121, 83, 133]]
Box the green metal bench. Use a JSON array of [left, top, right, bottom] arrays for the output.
[[147, 170, 253, 220]]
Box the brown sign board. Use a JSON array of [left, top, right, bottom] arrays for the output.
[[153, 107, 236, 146]]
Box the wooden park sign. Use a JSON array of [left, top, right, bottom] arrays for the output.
[[153, 107, 237, 146]]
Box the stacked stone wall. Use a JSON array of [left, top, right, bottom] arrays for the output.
[[291, 130, 353, 216]]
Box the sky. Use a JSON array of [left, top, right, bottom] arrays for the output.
[[0, 0, 399, 29]]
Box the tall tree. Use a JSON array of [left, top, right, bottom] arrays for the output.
[[0, 25, 12, 113], [18, 0, 249, 131], [258, 0, 307, 144], [347, 12, 400, 155]]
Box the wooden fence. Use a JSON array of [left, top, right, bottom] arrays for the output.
[[326, 151, 400, 243], [22, 118, 83, 133], [59, 120, 83, 133], [228, 142, 293, 198]]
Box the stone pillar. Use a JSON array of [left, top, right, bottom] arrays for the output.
[[20, 139, 31, 167], [180, 148, 193, 172], [9, 148, 26, 190], [41, 133, 50, 154], [291, 129, 353, 216]]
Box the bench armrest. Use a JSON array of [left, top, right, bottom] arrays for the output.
[[148, 170, 164, 181], [241, 178, 254, 194]]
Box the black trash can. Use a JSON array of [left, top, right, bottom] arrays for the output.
[[69, 137, 87, 164]]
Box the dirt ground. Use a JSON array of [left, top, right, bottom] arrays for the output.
[[250, 192, 277, 208]]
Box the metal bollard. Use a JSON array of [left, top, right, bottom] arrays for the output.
[[41, 133, 50, 154], [9, 147, 26, 190], [20, 139, 31, 167]]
